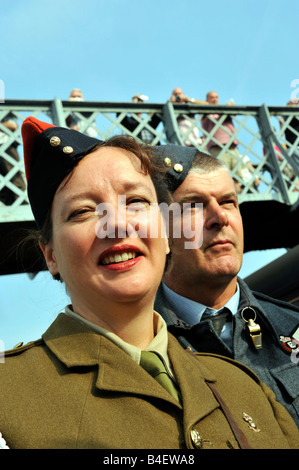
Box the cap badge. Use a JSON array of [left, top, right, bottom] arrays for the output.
[[164, 157, 172, 167], [50, 136, 61, 147], [173, 163, 183, 173], [63, 146, 74, 154]]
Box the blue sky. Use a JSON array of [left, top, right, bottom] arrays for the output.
[[1, 0, 297, 349]]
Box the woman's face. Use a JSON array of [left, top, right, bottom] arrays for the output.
[[41, 147, 169, 315]]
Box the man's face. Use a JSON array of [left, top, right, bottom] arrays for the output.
[[173, 88, 183, 96], [207, 92, 219, 104], [69, 90, 83, 101], [166, 169, 244, 290]]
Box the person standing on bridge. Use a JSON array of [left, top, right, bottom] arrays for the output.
[[201, 91, 259, 192]]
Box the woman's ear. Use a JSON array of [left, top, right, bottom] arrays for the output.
[[39, 242, 59, 275]]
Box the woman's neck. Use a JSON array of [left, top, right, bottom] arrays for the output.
[[71, 298, 155, 349]]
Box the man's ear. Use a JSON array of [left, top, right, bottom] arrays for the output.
[[165, 237, 170, 255], [160, 216, 170, 255], [39, 242, 59, 275]]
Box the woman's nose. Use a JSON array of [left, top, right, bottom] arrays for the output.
[[95, 198, 146, 240], [95, 201, 128, 239]]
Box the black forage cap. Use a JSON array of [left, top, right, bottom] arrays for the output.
[[151, 144, 199, 192], [21, 116, 102, 228]]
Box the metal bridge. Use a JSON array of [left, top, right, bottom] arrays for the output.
[[1, 98, 299, 283]]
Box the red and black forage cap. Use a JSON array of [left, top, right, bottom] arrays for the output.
[[22, 116, 102, 229]]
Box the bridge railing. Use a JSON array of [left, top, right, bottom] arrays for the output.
[[0, 99, 298, 224], [163, 102, 299, 205]]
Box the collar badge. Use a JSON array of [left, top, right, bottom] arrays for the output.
[[242, 412, 261, 432]]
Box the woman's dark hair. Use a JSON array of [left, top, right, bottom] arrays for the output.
[[21, 135, 172, 281]]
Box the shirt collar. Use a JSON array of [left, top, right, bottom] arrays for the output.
[[162, 282, 240, 326], [64, 306, 171, 372]]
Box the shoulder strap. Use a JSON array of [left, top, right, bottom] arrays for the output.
[[4, 339, 43, 357], [186, 349, 252, 449], [205, 380, 252, 449]]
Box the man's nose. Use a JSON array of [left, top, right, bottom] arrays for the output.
[[205, 203, 228, 229]]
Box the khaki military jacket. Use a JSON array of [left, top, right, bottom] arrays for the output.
[[0, 314, 298, 449]]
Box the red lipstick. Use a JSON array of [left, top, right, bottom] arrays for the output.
[[98, 244, 143, 272]]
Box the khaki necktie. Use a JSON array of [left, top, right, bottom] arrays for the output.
[[140, 351, 180, 402]]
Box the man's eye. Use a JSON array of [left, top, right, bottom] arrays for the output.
[[127, 199, 150, 211], [181, 202, 202, 212], [221, 199, 236, 206]]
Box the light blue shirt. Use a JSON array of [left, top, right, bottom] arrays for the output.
[[162, 282, 240, 349]]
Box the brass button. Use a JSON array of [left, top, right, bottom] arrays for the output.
[[63, 146, 74, 154], [190, 429, 202, 449], [174, 163, 183, 173], [164, 157, 172, 167], [49, 136, 61, 147]]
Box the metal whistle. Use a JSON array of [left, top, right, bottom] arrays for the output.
[[247, 318, 262, 350], [241, 307, 262, 350]]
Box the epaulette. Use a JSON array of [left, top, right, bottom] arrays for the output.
[[193, 351, 262, 385], [4, 339, 44, 357], [252, 289, 299, 313]]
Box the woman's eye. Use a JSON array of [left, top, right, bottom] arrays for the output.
[[69, 208, 93, 220]]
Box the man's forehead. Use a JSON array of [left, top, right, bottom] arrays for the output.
[[173, 170, 234, 197]]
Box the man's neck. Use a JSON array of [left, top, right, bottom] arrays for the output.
[[163, 275, 238, 310]]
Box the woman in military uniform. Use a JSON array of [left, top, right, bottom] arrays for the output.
[[0, 117, 298, 449]]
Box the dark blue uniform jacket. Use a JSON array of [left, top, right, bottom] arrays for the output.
[[154, 277, 299, 427]]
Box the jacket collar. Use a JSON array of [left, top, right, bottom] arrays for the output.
[[155, 278, 279, 337], [42, 313, 219, 420], [155, 283, 190, 328], [237, 277, 280, 341], [42, 313, 101, 367]]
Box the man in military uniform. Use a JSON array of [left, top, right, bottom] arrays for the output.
[[153, 144, 299, 427]]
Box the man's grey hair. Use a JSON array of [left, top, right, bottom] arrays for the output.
[[189, 151, 231, 175]]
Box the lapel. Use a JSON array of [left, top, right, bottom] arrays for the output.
[[237, 277, 283, 344], [43, 314, 220, 421], [42, 314, 180, 406], [167, 334, 220, 426], [42, 313, 101, 366]]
